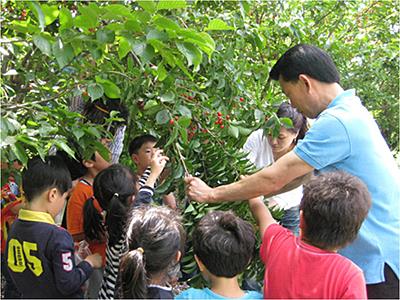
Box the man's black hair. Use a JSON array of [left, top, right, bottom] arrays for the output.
[[269, 44, 340, 83], [22, 156, 72, 202], [193, 210, 256, 278], [128, 134, 157, 156]]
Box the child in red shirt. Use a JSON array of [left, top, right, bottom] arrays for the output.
[[248, 171, 371, 299]]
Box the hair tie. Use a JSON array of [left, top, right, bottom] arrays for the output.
[[113, 193, 119, 198], [136, 247, 144, 254], [95, 104, 109, 114]]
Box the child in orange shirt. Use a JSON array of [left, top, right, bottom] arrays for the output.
[[65, 150, 110, 298]]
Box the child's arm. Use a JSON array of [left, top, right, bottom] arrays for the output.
[[135, 150, 169, 206], [51, 229, 101, 296], [248, 196, 277, 238]]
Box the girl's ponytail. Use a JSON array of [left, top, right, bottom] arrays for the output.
[[106, 193, 129, 247], [119, 248, 147, 299], [83, 197, 105, 241]]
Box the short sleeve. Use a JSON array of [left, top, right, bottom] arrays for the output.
[[294, 113, 351, 170], [67, 185, 93, 236], [260, 224, 288, 264], [243, 130, 263, 165]]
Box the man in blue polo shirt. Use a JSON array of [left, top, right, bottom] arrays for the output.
[[185, 44, 399, 298]]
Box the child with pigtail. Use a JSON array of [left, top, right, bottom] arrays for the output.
[[118, 205, 186, 299], [83, 149, 169, 299]]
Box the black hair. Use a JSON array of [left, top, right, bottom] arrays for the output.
[[22, 156, 72, 202], [55, 150, 87, 181], [193, 210, 256, 278], [269, 44, 340, 83], [300, 171, 371, 250], [83, 97, 128, 135], [128, 134, 157, 156], [83, 164, 136, 245], [119, 206, 185, 299], [277, 102, 309, 143]]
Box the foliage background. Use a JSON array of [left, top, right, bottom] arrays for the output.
[[1, 0, 399, 285]]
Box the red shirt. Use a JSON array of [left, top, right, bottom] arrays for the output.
[[261, 224, 367, 299]]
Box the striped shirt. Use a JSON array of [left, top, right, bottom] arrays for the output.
[[98, 185, 154, 299]]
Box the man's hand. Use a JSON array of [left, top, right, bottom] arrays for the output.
[[85, 253, 102, 268], [184, 176, 214, 203]]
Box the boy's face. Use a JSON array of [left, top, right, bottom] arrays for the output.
[[131, 141, 156, 171]]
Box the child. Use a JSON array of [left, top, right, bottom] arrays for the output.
[[65, 147, 110, 298], [88, 150, 169, 299], [118, 205, 186, 299], [176, 210, 262, 299], [128, 134, 176, 209], [248, 171, 371, 299], [5, 156, 102, 298]]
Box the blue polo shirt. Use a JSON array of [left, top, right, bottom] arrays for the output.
[[294, 89, 400, 284]]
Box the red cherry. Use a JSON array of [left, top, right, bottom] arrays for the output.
[[226, 115, 230, 120], [169, 119, 174, 125], [239, 97, 244, 102], [188, 96, 194, 100], [220, 125, 225, 129], [217, 112, 222, 117]]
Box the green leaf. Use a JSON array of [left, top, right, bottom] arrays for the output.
[[176, 42, 202, 71], [10, 20, 39, 34], [205, 19, 234, 31], [156, 109, 170, 124], [118, 37, 131, 59], [157, 0, 187, 10], [103, 4, 132, 19], [146, 29, 168, 41], [95, 76, 121, 99], [59, 7, 73, 30], [228, 125, 239, 139], [125, 19, 141, 32], [144, 100, 158, 110], [280, 117, 294, 128], [132, 42, 155, 63], [157, 63, 167, 81], [41, 4, 59, 26], [74, 5, 99, 30], [178, 116, 191, 128], [54, 140, 76, 159], [96, 29, 115, 44], [11, 142, 28, 166], [72, 128, 85, 140], [32, 34, 52, 56], [138, 0, 157, 14], [88, 83, 104, 100], [160, 91, 175, 103], [165, 126, 179, 148], [52, 39, 74, 68], [30, 2, 46, 31], [153, 15, 181, 32], [177, 105, 192, 118]]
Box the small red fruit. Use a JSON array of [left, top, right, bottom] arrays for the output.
[[217, 112, 222, 117], [169, 119, 175, 125], [188, 96, 194, 100], [202, 129, 207, 133], [220, 125, 225, 129], [226, 115, 230, 120], [239, 97, 244, 102]]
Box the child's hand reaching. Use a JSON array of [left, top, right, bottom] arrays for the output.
[[85, 253, 102, 268], [143, 149, 169, 189], [150, 149, 169, 178]]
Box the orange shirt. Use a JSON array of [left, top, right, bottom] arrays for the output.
[[66, 179, 106, 264]]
